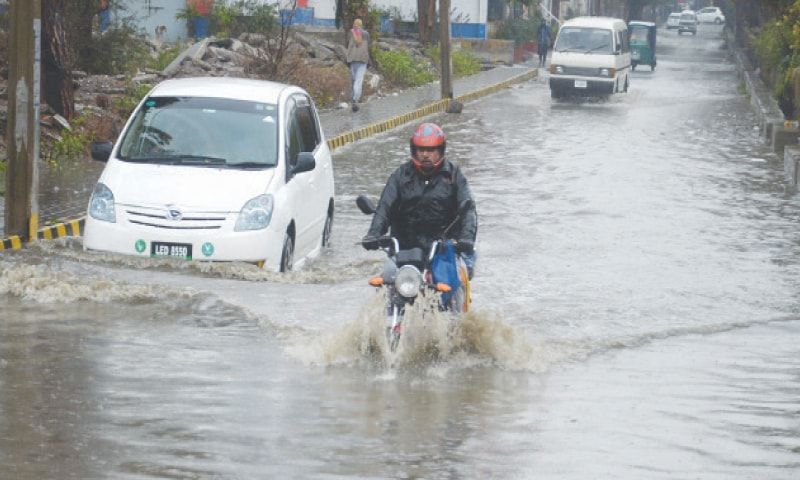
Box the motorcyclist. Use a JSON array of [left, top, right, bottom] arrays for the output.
[[362, 122, 478, 277]]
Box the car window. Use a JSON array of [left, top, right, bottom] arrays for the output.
[[292, 95, 320, 153], [117, 96, 279, 168], [554, 27, 613, 54]]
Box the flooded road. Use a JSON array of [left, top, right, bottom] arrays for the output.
[[3, 24, 800, 478]]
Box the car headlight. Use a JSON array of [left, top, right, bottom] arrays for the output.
[[599, 68, 616, 77], [550, 64, 564, 74], [234, 194, 274, 231], [88, 182, 116, 223], [395, 265, 422, 298]]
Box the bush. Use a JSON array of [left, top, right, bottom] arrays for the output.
[[494, 16, 543, 46], [80, 25, 151, 75], [373, 48, 435, 87], [423, 45, 481, 77]]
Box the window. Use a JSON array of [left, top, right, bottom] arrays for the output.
[[118, 96, 279, 168]]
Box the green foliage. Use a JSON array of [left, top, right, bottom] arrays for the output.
[[752, 4, 800, 113], [113, 83, 154, 119], [80, 24, 152, 75], [48, 116, 90, 163], [178, 1, 278, 38], [423, 45, 481, 78], [494, 15, 543, 46], [143, 44, 183, 72], [372, 48, 435, 87]]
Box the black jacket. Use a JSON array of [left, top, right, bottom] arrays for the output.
[[367, 159, 478, 250]]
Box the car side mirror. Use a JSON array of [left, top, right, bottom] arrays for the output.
[[91, 141, 113, 162], [292, 152, 316, 175]]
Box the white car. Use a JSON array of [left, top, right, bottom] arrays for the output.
[[84, 77, 335, 272], [666, 12, 681, 29], [696, 6, 725, 24]]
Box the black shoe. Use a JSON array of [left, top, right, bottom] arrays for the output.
[[352, 103, 359, 112]]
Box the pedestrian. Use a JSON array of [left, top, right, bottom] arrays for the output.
[[537, 19, 551, 68], [345, 18, 370, 112], [97, 0, 111, 33]]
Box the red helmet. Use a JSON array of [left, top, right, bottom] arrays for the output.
[[410, 122, 446, 156], [410, 123, 446, 175]]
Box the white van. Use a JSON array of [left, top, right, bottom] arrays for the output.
[[549, 16, 632, 99]]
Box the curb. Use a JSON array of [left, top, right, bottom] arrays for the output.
[[1, 217, 85, 251], [0, 68, 537, 249], [326, 68, 538, 151]]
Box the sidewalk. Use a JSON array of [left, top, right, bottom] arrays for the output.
[[0, 65, 537, 245]]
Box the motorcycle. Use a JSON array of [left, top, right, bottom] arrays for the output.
[[356, 195, 473, 352]]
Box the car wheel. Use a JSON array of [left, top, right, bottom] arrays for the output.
[[714, 18, 722, 25], [280, 232, 294, 273], [321, 208, 333, 247], [623, 76, 629, 93], [550, 88, 562, 100], [632, 63, 637, 71]]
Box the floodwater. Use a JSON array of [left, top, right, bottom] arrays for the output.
[[2, 24, 800, 478]]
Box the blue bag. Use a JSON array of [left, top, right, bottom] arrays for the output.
[[431, 241, 461, 305]]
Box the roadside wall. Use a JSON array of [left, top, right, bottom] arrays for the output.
[[726, 27, 800, 187]]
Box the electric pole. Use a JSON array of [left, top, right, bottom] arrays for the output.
[[439, 0, 453, 100], [6, 0, 42, 240]]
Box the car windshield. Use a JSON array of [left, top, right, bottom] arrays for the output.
[[554, 27, 613, 54], [117, 96, 278, 168]]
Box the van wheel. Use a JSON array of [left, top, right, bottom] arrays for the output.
[[280, 233, 294, 273], [321, 209, 333, 247]]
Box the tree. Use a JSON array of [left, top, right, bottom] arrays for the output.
[[42, 0, 74, 119], [418, 0, 436, 44]]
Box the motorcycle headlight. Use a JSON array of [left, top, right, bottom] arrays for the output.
[[235, 194, 274, 231], [88, 182, 116, 223], [395, 265, 422, 298]]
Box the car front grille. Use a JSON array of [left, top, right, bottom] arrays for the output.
[[125, 207, 227, 230], [561, 66, 601, 76]]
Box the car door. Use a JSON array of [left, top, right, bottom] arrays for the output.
[[284, 94, 322, 257]]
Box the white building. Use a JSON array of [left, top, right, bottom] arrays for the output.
[[116, 0, 491, 42]]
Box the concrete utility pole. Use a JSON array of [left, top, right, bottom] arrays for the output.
[[6, 0, 42, 240], [439, 0, 453, 100]]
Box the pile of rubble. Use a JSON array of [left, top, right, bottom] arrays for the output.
[[1, 29, 438, 159]]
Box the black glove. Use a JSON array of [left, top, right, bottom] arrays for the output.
[[362, 235, 380, 250], [454, 240, 474, 254]]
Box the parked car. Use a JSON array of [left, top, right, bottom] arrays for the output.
[[696, 6, 725, 24], [84, 77, 335, 272], [677, 10, 698, 35], [666, 12, 682, 29]]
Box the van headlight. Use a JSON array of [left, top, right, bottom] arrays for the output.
[[395, 265, 422, 298], [599, 68, 616, 77], [235, 194, 274, 231], [550, 64, 564, 74], [88, 182, 116, 223]]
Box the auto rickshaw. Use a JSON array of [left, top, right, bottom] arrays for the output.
[[628, 21, 657, 71]]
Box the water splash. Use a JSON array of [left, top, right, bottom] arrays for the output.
[[287, 290, 547, 372]]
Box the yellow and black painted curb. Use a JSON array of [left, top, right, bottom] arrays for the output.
[[1, 68, 536, 250], [326, 68, 537, 151], [1, 217, 85, 251]]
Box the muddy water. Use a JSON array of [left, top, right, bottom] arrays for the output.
[[2, 24, 800, 478]]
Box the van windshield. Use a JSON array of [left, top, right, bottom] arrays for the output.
[[117, 96, 278, 168], [554, 27, 613, 54]]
